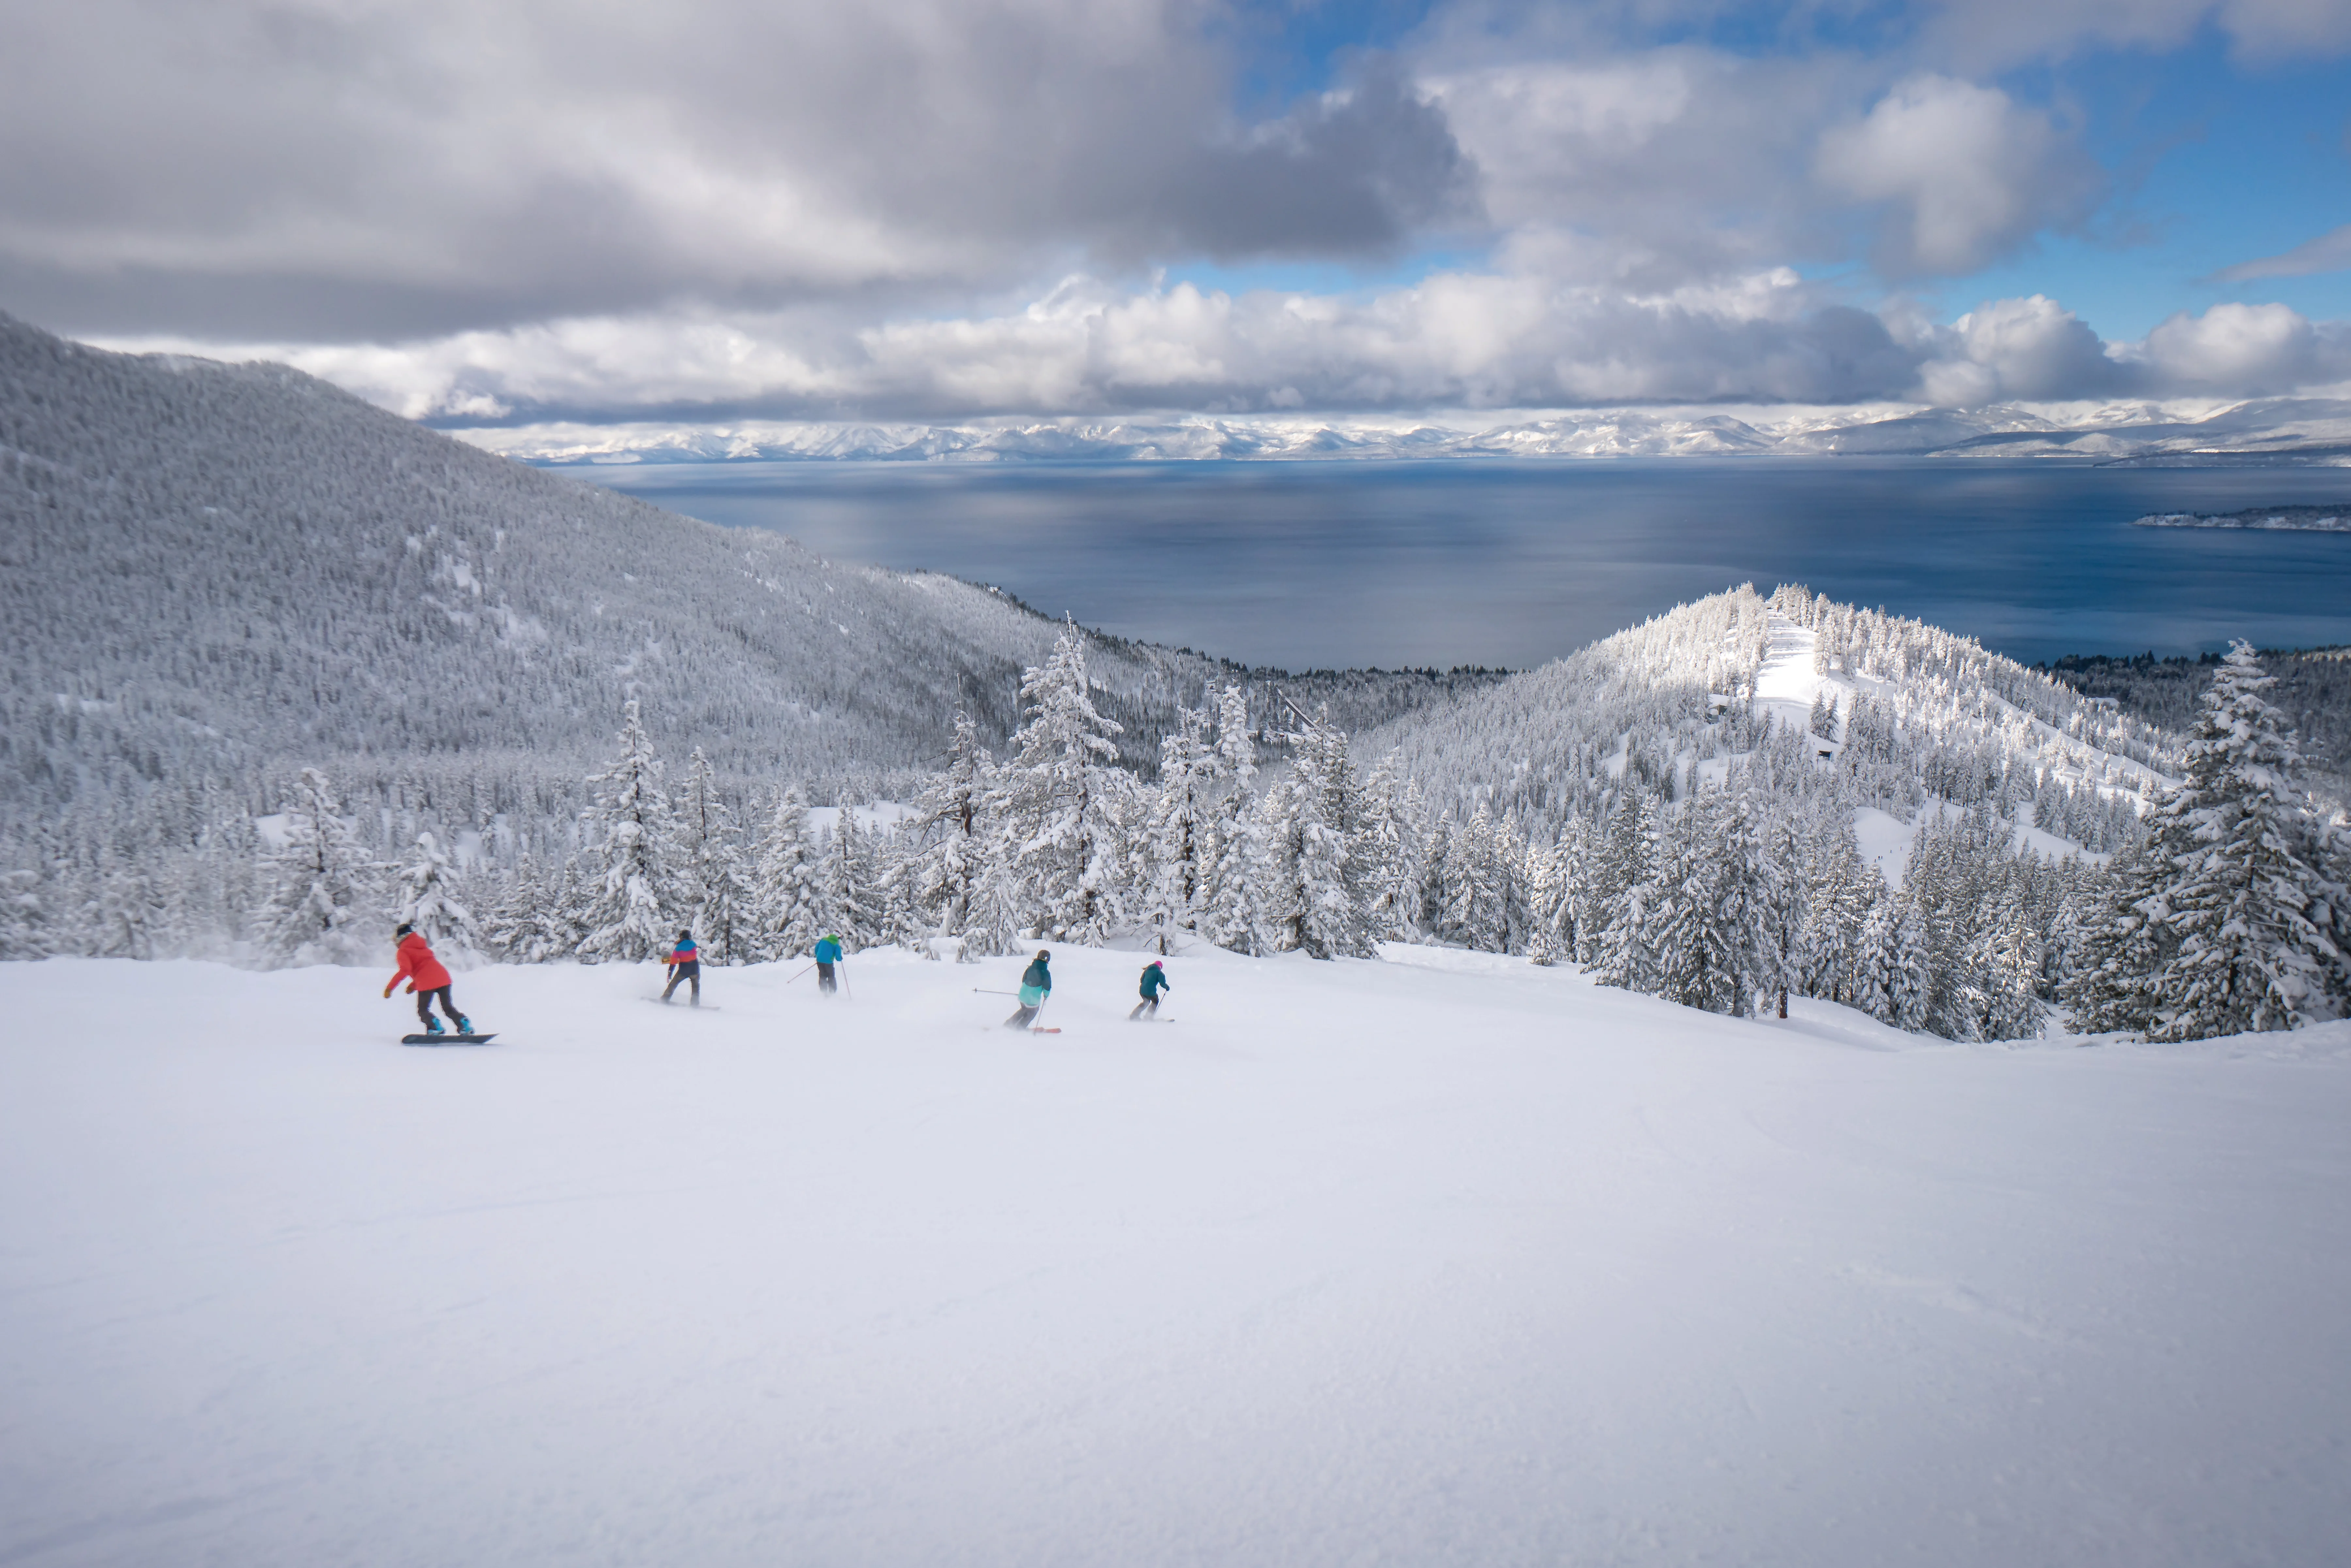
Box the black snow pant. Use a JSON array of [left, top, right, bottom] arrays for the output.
[[1128, 996, 1161, 1019], [817, 961, 837, 995], [662, 963, 701, 1004], [415, 985, 463, 1029], [1005, 1003, 1041, 1029]]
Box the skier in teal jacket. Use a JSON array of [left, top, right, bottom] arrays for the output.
[[813, 933, 844, 995], [1129, 959, 1171, 1020], [1005, 949, 1051, 1029]]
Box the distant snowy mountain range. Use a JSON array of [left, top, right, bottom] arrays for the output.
[[455, 395, 2351, 468]]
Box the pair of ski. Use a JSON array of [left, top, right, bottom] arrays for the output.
[[974, 986, 1060, 1034]]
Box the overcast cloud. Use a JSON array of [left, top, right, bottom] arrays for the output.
[[4, 0, 2347, 419]]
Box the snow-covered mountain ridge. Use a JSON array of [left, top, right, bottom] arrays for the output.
[[1366, 583, 2170, 851], [455, 393, 2351, 467], [0, 311, 1490, 827]]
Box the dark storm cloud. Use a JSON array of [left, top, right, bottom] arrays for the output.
[[1101, 74, 1478, 260], [0, 0, 1471, 342]]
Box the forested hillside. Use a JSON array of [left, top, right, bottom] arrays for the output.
[[2044, 647, 2351, 797], [1365, 583, 2172, 848], [0, 310, 1489, 826]]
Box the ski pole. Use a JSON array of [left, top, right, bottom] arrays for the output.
[[971, 988, 1020, 996], [1030, 995, 1052, 1032], [785, 964, 815, 984], [840, 971, 853, 1002]]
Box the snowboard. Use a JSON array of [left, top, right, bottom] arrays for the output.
[[402, 1032, 498, 1046]]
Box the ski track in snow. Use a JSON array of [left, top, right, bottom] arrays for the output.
[[1753, 612, 1827, 737], [3, 949, 2348, 1568]]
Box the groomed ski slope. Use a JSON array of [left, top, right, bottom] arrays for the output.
[[3, 948, 2347, 1568]]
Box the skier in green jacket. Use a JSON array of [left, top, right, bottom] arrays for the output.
[[1005, 949, 1051, 1029], [1129, 959, 1171, 1020]]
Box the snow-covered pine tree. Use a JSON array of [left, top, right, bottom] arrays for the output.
[[1138, 701, 1215, 953], [88, 862, 167, 961], [2137, 642, 2347, 1040], [1523, 836, 1568, 965], [1438, 805, 1496, 950], [1594, 793, 1663, 993], [484, 855, 563, 963], [749, 786, 826, 960], [545, 856, 591, 959], [1888, 897, 1933, 1032], [1977, 890, 2046, 1040], [820, 809, 886, 949], [1495, 812, 1534, 955], [991, 630, 1128, 946], [1354, 764, 1425, 942], [903, 713, 992, 948], [1578, 789, 1649, 968], [675, 747, 755, 965], [871, 829, 936, 957], [1196, 684, 1262, 953], [1855, 893, 1897, 1022], [1275, 713, 1374, 960], [1418, 813, 1457, 943], [959, 851, 1031, 958], [1640, 797, 1705, 1008], [574, 699, 681, 964], [393, 830, 479, 966], [1747, 795, 1807, 1018], [1796, 813, 1877, 1006], [252, 768, 383, 967], [2059, 841, 2166, 1034], [0, 867, 46, 960]]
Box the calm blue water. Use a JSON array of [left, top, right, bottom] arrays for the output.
[[570, 459, 2351, 671]]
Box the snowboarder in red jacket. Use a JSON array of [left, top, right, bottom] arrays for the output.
[[385, 924, 470, 1035]]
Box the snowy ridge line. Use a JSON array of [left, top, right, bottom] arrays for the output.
[[0, 308, 1497, 831], [1365, 584, 2165, 849]]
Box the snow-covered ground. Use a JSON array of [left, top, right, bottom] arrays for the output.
[[4, 949, 2347, 1567], [1751, 612, 1829, 739]]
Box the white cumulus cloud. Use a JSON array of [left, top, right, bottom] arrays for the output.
[[2134, 301, 2351, 394], [1913, 295, 2126, 405], [1816, 76, 2102, 279]]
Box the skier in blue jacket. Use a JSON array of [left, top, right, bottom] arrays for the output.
[[813, 933, 844, 995], [1005, 949, 1051, 1029]]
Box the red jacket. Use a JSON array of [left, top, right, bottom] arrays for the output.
[[387, 931, 453, 994]]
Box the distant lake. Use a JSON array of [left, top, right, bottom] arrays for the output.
[[567, 459, 2351, 671]]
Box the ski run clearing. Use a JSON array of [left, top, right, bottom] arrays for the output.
[[5, 947, 2348, 1568]]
